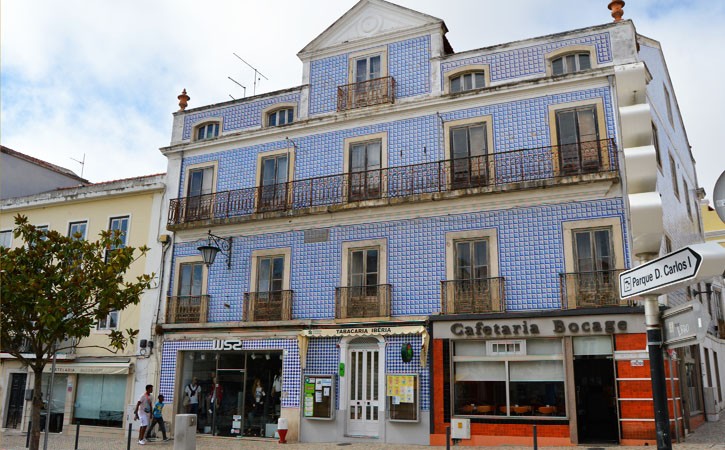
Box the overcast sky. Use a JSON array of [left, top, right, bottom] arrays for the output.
[[1, 0, 723, 200]]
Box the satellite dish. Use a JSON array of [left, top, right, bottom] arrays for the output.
[[715, 170, 725, 222]]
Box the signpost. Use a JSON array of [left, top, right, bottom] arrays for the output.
[[620, 243, 725, 299], [662, 301, 710, 350]]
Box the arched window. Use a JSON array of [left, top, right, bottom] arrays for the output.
[[195, 122, 220, 141], [551, 53, 591, 76], [267, 108, 294, 127], [450, 71, 486, 93]]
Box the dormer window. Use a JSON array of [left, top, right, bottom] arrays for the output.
[[450, 71, 485, 93], [268, 108, 294, 127], [195, 122, 220, 141], [552, 53, 591, 76]]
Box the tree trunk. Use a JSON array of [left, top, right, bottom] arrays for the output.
[[29, 366, 44, 450]]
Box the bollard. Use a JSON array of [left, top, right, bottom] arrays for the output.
[[74, 421, 80, 450], [127, 422, 133, 450], [446, 425, 451, 450], [26, 421, 31, 449], [533, 424, 538, 450], [277, 417, 288, 444]]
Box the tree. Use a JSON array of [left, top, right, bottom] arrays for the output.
[[0, 215, 152, 450]]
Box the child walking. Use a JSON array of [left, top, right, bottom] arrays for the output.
[[147, 394, 169, 441]]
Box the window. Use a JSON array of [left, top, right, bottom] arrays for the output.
[[551, 52, 591, 75], [684, 178, 692, 219], [0, 230, 11, 248], [664, 85, 674, 127], [184, 163, 216, 221], [187, 166, 214, 198], [450, 71, 486, 93], [348, 139, 382, 201], [573, 228, 613, 273], [652, 122, 662, 169], [664, 234, 672, 253], [178, 262, 204, 297], [450, 123, 489, 188], [453, 339, 566, 418], [169, 256, 208, 324], [97, 310, 118, 330], [267, 108, 294, 127], [196, 122, 219, 141], [249, 248, 292, 321], [350, 247, 379, 291], [555, 106, 601, 174], [355, 54, 382, 82], [669, 155, 679, 199], [339, 239, 388, 319], [444, 229, 500, 314], [259, 153, 289, 210], [108, 217, 129, 249], [68, 221, 87, 240], [257, 256, 284, 294]]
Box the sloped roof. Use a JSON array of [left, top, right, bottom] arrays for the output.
[[1, 145, 88, 184]]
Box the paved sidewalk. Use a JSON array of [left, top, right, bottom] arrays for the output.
[[2, 417, 724, 450]]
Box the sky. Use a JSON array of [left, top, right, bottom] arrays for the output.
[[1, 0, 723, 200]]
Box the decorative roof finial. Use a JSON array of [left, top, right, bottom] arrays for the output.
[[177, 89, 190, 111], [608, 0, 625, 22]]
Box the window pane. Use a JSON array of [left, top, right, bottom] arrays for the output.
[[287, 109, 294, 124], [268, 112, 277, 126], [575, 231, 593, 271], [272, 257, 284, 281], [351, 251, 364, 276], [366, 142, 381, 169], [578, 53, 591, 70], [188, 170, 203, 197], [552, 57, 564, 75], [556, 111, 578, 145], [468, 125, 486, 157], [451, 76, 461, 93], [510, 361, 564, 382], [577, 108, 597, 141], [369, 56, 381, 79], [451, 128, 469, 159], [463, 73, 473, 91], [455, 361, 505, 381], [474, 72, 485, 88], [351, 145, 365, 171], [455, 341, 487, 356], [356, 58, 367, 83], [191, 264, 203, 296], [527, 339, 563, 355], [565, 54, 576, 73], [366, 249, 378, 275], [276, 156, 288, 184], [456, 242, 471, 279], [258, 258, 271, 291]]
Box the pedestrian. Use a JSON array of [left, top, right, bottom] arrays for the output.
[[133, 384, 153, 445], [184, 377, 201, 414], [146, 394, 169, 441]]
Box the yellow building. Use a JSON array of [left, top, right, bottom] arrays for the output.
[[0, 172, 166, 435]]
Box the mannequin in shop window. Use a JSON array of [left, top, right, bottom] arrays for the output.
[[271, 368, 282, 416], [246, 378, 266, 436], [207, 375, 224, 416]]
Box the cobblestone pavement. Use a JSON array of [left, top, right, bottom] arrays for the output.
[[2, 418, 724, 450]]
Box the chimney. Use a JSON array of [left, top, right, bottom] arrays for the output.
[[608, 0, 625, 22], [177, 89, 190, 111]]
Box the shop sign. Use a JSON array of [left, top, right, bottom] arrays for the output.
[[436, 314, 643, 339], [302, 325, 424, 337], [211, 339, 243, 351]]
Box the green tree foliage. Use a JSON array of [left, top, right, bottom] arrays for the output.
[[0, 215, 152, 450]]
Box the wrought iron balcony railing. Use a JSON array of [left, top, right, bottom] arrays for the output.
[[168, 139, 617, 226], [337, 76, 395, 111], [166, 295, 210, 324], [335, 284, 392, 319], [243, 290, 293, 322], [441, 277, 505, 314], [559, 270, 627, 309]]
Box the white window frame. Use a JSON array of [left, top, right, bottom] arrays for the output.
[[445, 65, 490, 94], [192, 119, 222, 142], [545, 46, 597, 77], [96, 310, 119, 331], [262, 103, 296, 127], [68, 220, 88, 240], [341, 239, 387, 287], [183, 161, 218, 198], [0, 229, 12, 248], [347, 47, 388, 84], [249, 248, 292, 293]]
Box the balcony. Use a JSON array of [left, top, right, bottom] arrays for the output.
[[441, 278, 505, 314], [166, 295, 209, 324], [337, 76, 395, 112], [243, 290, 293, 322], [559, 270, 628, 309], [335, 284, 392, 319], [168, 139, 617, 227]]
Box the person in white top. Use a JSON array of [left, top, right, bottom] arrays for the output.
[[184, 377, 201, 414], [134, 384, 153, 445]]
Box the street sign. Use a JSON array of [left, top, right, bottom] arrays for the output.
[[662, 301, 710, 349], [619, 242, 725, 299]]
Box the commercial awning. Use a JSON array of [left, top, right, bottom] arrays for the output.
[[298, 325, 429, 369], [43, 362, 133, 375]]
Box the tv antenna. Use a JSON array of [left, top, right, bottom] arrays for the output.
[[233, 53, 269, 96], [227, 77, 247, 98], [70, 153, 86, 178]]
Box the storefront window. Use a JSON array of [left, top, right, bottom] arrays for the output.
[[41, 374, 68, 432], [453, 339, 565, 417], [74, 374, 125, 427], [178, 349, 283, 437]]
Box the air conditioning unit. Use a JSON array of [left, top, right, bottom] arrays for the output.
[[451, 418, 470, 440]]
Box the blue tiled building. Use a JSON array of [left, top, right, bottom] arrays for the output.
[[157, 0, 713, 446]]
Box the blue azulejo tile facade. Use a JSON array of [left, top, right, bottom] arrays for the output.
[[179, 86, 615, 197], [170, 197, 629, 321]]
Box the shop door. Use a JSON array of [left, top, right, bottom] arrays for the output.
[[347, 346, 380, 437], [4, 373, 27, 429], [212, 370, 245, 437], [574, 357, 618, 443]]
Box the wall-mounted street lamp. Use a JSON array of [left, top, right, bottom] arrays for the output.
[[198, 230, 233, 269]]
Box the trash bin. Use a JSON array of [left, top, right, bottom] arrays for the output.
[[174, 414, 197, 450]]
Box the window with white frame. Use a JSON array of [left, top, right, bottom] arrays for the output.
[[97, 310, 118, 330], [109, 216, 129, 248], [0, 230, 11, 248], [195, 122, 220, 141], [452, 339, 566, 417], [267, 108, 294, 127], [450, 122, 489, 187], [187, 166, 214, 198], [450, 71, 486, 93], [178, 262, 204, 297], [259, 153, 289, 210], [348, 139, 382, 201], [555, 106, 601, 173], [68, 221, 88, 240], [551, 52, 591, 76], [355, 54, 382, 82]]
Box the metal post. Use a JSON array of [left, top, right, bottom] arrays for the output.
[[127, 422, 133, 450], [533, 424, 538, 450], [644, 294, 672, 450], [446, 425, 451, 450], [43, 342, 58, 450], [668, 354, 680, 443], [26, 420, 31, 448], [74, 421, 80, 450]]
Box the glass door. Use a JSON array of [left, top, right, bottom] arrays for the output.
[[347, 347, 380, 437], [212, 369, 245, 437]]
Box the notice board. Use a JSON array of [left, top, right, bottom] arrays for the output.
[[386, 374, 418, 422], [303, 374, 335, 420]]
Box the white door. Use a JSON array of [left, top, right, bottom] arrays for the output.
[[347, 347, 380, 437]]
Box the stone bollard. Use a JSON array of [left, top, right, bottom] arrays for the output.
[[174, 414, 197, 450]]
